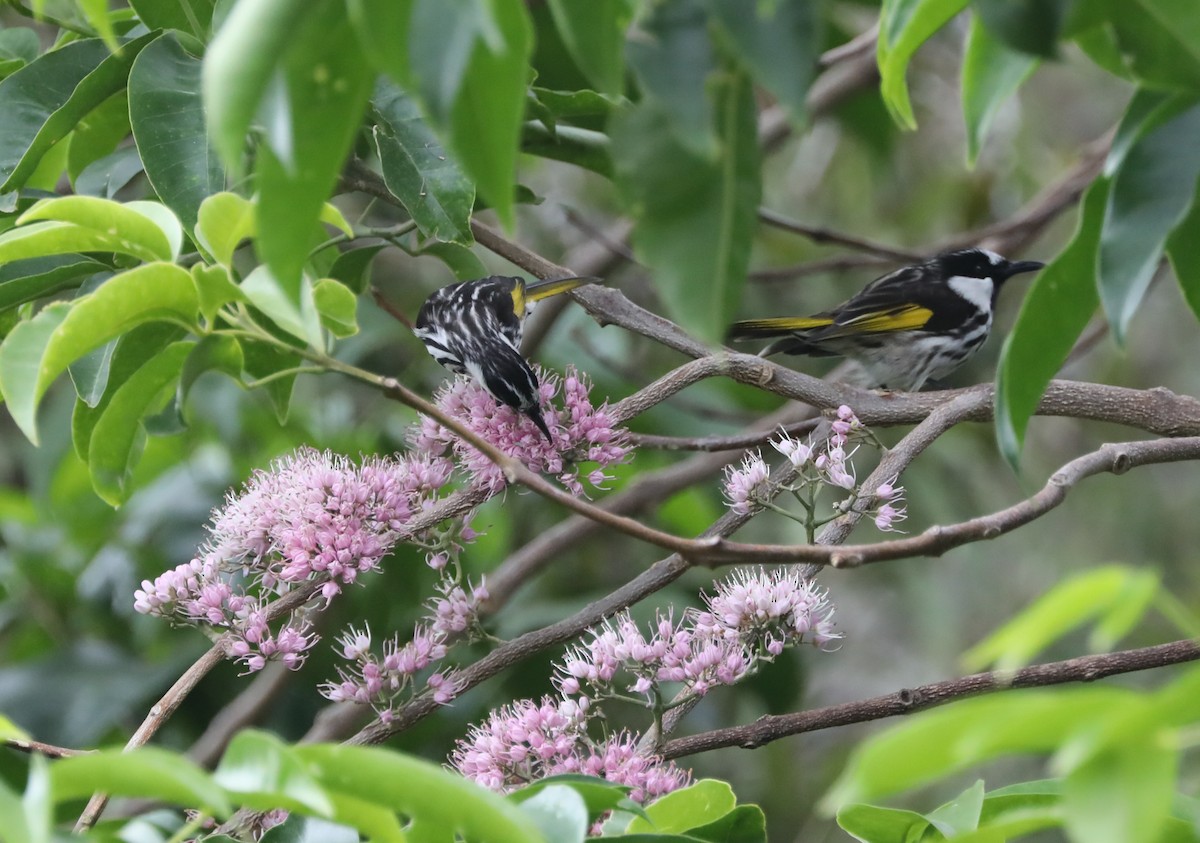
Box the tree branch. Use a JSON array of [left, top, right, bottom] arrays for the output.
[[660, 639, 1200, 759]]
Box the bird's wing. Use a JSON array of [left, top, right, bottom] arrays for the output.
[[728, 315, 835, 339]]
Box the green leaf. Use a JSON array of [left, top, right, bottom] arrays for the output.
[[408, 0, 533, 229], [0, 255, 104, 311], [254, 1, 374, 298], [1090, 569, 1160, 650], [545, 0, 630, 96], [518, 784, 589, 843], [242, 339, 300, 422], [628, 780, 737, 835], [17, 195, 178, 262], [312, 278, 358, 338], [707, 0, 821, 124], [215, 730, 336, 818], [972, 0, 1070, 58], [877, 0, 969, 128], [295, 743, 544, 843], [962, 566, 1158, 671], [837, 803, 930, 843], [87, 340, 192, 505], [51, 747, 231, 817], [241, 267, 323, 348], [626, 0, 716, 155], [0, 37, 151, 193], [1167, 188, 1200, 323], [0, 262, 199, 443], [260, 814, 364, 843], [821, 688, 1132, 809], [509, 775, 648, 826], [521, 122, 612, 176], [129, 33, 226, 231], [994, 177, 1106, 465], [1061, 728, 1177, 843], [926, 780, 985, 837], [129, 0, 217, 39], [613, 70, 760, 344], [72, 322, 185, 461], [1099, 101, 1200, 345], [22, 754, 51, 843], [329, 244, 386, 295], [75, 145, 145, 199], [192, 263, 245, 324], [961, 13, 1039, 166], [201, 0, 314, 168], [67, 89, 130, 183], [195, 191, 256, 266], [372, 78, 475, 245], [1104, 0, 1200, 91], [345, 0, 413, 88], [687, 804, 768, 843], [417, 241, 490, 280], [178, 333, 243, 413]]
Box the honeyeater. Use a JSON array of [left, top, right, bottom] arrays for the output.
[[413, 275, 598, 439], [728, 248, 1044, 391]]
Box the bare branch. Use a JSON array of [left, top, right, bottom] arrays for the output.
[[660, 639, 1200, 759], [758, 208, 923, 262], [5, 737, 91, 758]]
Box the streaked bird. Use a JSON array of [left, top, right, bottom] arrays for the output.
[[413, 275, 597, 439], [728, 248, 1044, 391]]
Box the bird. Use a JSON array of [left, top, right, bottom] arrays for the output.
[[727, 248, 1044, 391], [413, 274, 598, 440]]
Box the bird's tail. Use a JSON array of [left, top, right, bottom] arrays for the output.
[[524, 275, 602, 302], [727, 316, 835, 358]]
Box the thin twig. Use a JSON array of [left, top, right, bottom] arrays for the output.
[[758, 208, 923, 262], [4, 738, 92, 758], [660, 639, 1200, 759]]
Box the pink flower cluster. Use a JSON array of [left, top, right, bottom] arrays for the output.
[[134, 448, 453, 672], [556, 569, 838, 704], [449, 696, 688, 803], [723, 405, 908, 532], [319, 623, 460, 715], [411, 365, 631, 495]]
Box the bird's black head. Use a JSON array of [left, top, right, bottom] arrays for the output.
[[935, 248, 1044, 284]]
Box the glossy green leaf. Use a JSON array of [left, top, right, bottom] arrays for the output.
[[215, 730, 336, 818], [0, 255, 104, 310], [972, 0, 1069, 58], [408, 0, 532, 229], [521, 123, 612, 176], [67, 90, 130, 183], [628, 780, 737, 835], [51, 746, 231, 816], [21, 754, 51, 843], [518, 784, 589, 843], [201, 0, 314, 168], [1104, 0, 1200, 90], [626, 0, 716, 155], [0, 262, 199, 443], [1090, 568, 1160, 650], [129, 33, 226, 231], [707, 0, 821, 124], [509, 775, 647, 826], [877, 0, 969, 128], [295, 743, 544, 843], [0, 38, 141, 193], [129, 0, 217, 39], [178, 333, 243, 412], [530, 88, 619, 123], [417, 240, 490, 280], [0, 713, 30, 741], [18, 195, 177, 262], [196, 191, 256, 266], [613, 70, 760, 344], [545, 0, 630, 96], [72, 322, 185, 461], [995, 178, 1106, 465], [0, 28, 39, 67], [79, 0, 119, 52], [191, 263, 244, 323], [372, 78, 475, 245], [687, 804, 767, 843], [242, 267, 323, 348], [125, 200, 185, 259], [925, 780, 984, 837], [260, 814, 366, 843], [836, 803, 930, 843], [313, 278, 358, 338], [1099, 101, 1200, 345], [1167, 184, 1200, 323], [961, 13, 1038, 165], [75, 145, 145, 198], [88, 340, 192, 505], [319, 203, 354, 238], [329, 244, 386, 295], [254, 1, 374, 298], [821, 688, 1132, 808], [962, 567, 1157, 671]]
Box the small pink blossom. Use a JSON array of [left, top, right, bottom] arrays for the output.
[[722, 452, 770, 514]]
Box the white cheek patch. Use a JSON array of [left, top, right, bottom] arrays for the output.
[[979, 248, 1005, 266], [948, 275, 994, 310]]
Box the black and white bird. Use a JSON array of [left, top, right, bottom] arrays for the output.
[[413, 275, 597, 439], [728, 248, 1044, 391]]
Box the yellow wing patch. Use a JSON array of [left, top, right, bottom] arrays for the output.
[[839, 305, 933, 333], [510, 283, 527, 319], [729, 316, 835, 335], [524, 276, 595, 302]]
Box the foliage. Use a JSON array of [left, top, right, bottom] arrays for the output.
[[0, 1, 1197, 842]]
